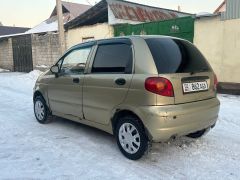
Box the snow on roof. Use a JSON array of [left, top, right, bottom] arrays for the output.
[[26, 20, 58, 34], [196, 12, 219, 18], [0, 32, 26, 39]]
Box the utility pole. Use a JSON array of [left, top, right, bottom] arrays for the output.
[[178, 5, 181, 12], [56, 0, 65, 55]]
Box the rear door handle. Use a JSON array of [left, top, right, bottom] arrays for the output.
[[115, 78, 126, 86], [73, 78, 80, 83]]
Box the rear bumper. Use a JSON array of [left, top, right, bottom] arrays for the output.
[[139, 98, 220, 142]]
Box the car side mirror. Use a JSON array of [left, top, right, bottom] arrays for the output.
[[50, 65, 59, 77]]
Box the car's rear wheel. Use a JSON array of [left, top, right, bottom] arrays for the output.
[[186, 129, 206, 138], [34, 96, 51, 124], [115, 116, 148, 160]]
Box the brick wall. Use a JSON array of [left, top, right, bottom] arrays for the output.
[[32, 33, 61, 69], [0, 38, 13, 71]]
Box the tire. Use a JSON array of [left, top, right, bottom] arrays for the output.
[[186, 129, 206, 139], [34, 96, 52, 124], [115, 116, 148, 160]]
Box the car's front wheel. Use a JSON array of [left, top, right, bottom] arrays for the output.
[[116, 116, 148, 160], [34, 96, 51, 124]]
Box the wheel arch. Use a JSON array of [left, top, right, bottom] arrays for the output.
[[33, 90, 50, 109], [111, 109, 151, 140], [33, 90, 44, 101]]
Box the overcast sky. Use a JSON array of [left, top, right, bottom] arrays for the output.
[[0, 0, 223, 27]]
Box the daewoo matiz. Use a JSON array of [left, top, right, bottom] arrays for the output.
[[33, 36, 220, 160]]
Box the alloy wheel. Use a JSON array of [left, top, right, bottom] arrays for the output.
[[118, 123, 141, 154]]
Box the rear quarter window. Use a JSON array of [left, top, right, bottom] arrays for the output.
[[145, 38, 211, 74]]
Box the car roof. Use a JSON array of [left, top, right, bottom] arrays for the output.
[[71, 35, 187, 50]]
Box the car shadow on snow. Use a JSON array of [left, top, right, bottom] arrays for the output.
[[48, 116, 206, 162], [48, 116, 117, 147]]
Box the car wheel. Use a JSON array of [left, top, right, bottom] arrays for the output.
[[116, 116, 148, 160], [186, 129, 206, 139], [34, 96, 51, 124]]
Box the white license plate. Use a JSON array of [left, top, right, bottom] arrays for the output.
[[182, 81, 208, 93]]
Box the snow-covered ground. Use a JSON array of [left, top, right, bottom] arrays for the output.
[[0, 71, 240, 179]]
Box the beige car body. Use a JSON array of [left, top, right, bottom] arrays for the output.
[[34, 36, 220, 142]]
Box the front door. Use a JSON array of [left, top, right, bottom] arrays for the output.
[[83, 39, 133, 125], [48, 44, 93, 119]]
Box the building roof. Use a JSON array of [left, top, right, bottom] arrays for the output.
[[0, 26, 30, 36], [214, 0, 226, 14], [65, 0, 108, 30], [221, 0, 240, 20], [65, 0, 192, 30], [26, 1, 92, 34], [50, 1, 92, 19]]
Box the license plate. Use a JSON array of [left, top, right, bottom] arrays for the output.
[[182, 81, 208, 93]]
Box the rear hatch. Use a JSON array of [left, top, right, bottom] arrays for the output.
[[145, 37, 216, 104]]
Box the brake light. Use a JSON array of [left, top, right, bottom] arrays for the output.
[[145, 77, 174, 97], [214, 73, 218, 91]]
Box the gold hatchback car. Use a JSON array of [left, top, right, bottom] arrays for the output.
[[33, 36, 220, 160]]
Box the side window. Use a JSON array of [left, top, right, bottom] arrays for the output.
[[92, 43, 132, 74], [61, 47, 91, 74]]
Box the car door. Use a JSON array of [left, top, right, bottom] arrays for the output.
[[83, 39, 134, 125], [47, 43, 94, 119]]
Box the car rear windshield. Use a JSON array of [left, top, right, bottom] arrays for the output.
[[145, 38, 211, 74]]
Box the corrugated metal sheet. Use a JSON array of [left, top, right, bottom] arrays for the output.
[[114, 16, 194, 42], [107, 0, 192, 24], [65, 0, 193, 29], [221, 0, 240, 20]]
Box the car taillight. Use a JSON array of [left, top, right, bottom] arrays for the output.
[[145, 77, 174, 97], [214, 73, 218, 91]]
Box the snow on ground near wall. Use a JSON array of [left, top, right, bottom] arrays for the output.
[[36, 65, 49, 68], [0, 68, 10, 72], [0, 71, 240, 179]]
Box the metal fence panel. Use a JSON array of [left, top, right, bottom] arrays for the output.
[[12, 35, 33, 72], [114, 16, 195, 42]]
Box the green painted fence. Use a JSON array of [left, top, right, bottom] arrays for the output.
[[114, 16, 195, 42]]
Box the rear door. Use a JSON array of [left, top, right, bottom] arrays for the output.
[[145, 37, 216, 104], [83, 39, 133, 125]]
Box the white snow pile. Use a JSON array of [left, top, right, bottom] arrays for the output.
[[0, 68, 10, 72], [0, 70, 42, 95], [0, 71, 240, 179], [36, 65, 49, 68], [196, 12, 214, 17]]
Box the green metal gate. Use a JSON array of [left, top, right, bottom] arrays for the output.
[[114, 16, 194, 42]]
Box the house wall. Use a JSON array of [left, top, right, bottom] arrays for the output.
[[32, 33, 61, 69], [194, 16, 240, 83], [0, 38, 13, 71], [66, 23, 114, 48]]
